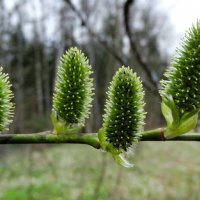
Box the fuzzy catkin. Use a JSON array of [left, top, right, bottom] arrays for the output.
[[161, 21, 200, 114], [103, 66, 145, 151], [0, 67, 14, 131], [52, 47, 93, 126]]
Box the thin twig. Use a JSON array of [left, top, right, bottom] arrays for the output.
[[64, 0, 126, 66], [123, 0, 159, 92], [64, 0, 156, 94]]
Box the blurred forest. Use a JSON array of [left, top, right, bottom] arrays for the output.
[[0, 0, 172, 133], [4, 1, 200, 200]]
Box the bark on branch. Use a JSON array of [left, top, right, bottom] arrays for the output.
[[123, 0, 159, 93], [0, 130, 200, 149]]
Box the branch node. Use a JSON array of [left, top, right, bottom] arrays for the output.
[[159, 128, 166, 141]]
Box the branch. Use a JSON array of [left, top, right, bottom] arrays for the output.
[[64, 0, 126, 66], [64, 0, 156, 94], [123, 0, 159, 92], [0, 131, 100, 149], [0, 130, 200, 148]]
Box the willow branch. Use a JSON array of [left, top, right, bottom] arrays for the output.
[[141, 128, 200, 141], [0, 131, 100, 149], [123, 0, 159, 93], [0, 130, 200, 149]]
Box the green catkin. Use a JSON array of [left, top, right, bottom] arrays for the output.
[[103, 66, 145, 151], [161, 21, 200, 115], [0, 67, 14, 131], [52, 47, 93, 128]]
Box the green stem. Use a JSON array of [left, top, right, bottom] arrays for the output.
[[141, 128, 200, 141], [0, 131, 100, 149], [0, 128, 200, 149], [140, 128, 166, 141]]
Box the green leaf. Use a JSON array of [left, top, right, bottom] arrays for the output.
[[162, 95, 180, 126], [178, 112, 198, 134], [166, 112, 198, 139], [51, 111, 81, 134], [161, 95, 199, 139], [98, 128, 109, 150], [161, 98, 173, 128], [113, 153, 134, 168], [98, 128, 133, 168]]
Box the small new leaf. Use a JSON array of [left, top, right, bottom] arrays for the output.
[[0, 67, 14, 131], [52, 47, 94, 134], [160, 21, 200, 138]]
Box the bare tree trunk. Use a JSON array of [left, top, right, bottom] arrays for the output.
[[86, 45, 101, 132], [52, 4, 67, 92], [32, 2, 44, 115], [40, 0, 51, 116], [13, 3, 25, 132], [34, 52, 44, 115], [53, 2, 76, 91], [79, 0, 102, 132]]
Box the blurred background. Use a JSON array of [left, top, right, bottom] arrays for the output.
[[0, 0, 200, 199]]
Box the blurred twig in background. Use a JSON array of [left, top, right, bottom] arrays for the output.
[[124, 0, 159, 93]]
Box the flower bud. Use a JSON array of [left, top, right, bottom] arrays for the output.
[[160, 21, 200, 138], [101, 66, 145, 151], [52, 47, 94, 134], [0, 67, 14, 131]]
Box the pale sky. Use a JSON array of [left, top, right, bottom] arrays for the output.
[[4, 0, 200, 54], [161, 0, 200, 53]]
